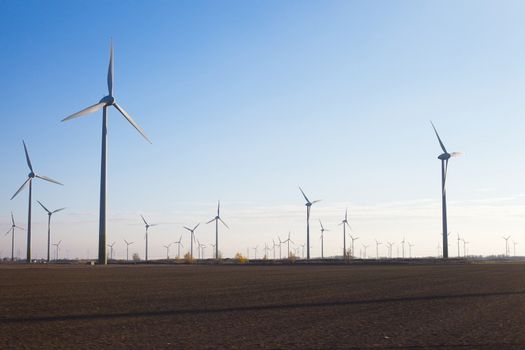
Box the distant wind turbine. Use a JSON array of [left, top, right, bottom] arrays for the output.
[[503, 236, 511, 256], [61, 41, 151, 265], [350, 234, 359, 258], [431, 121, 463, 259], [319, 220, 329, 259], [4, 212, 24, 261], [37, 201, 66, 263], [375, 239, 382, 259], [401, 237, 406, 259], [283, 232, 294, 258], [107, 242, 115, 260], [299, 187, 320, 260], [339, 209, 352, 259], [362, 244, 369, 259], [206, 201, 228, 260], [513, 241, 518, 257], [408, 242, 414, 258], [53, 240, 62, 260], [124, 239, 134, 261], [11, 141, 63, 262], [174, 235, 183, 259], [141, 215, 158, 261], [164, 243, 172, 260], [184, 224, 200, 259]]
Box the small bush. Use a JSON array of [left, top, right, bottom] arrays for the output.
[[184, 252, 194, 264], [234, 252, 248, 264], [132, 253, 140, 261]]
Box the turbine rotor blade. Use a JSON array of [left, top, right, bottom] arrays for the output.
[[62, 102, 106, 122], [450, 152, 463, 158], [219, 218, 229, 229], [15, 226, 25, 231], [311, 200, 321, 205], [299, 187, 310, 203], [108, 40, 114, 96], [193, 223, 200, 231], [5, 229, 11, 236], [22, 141, 33, 172], [11, 212, 14, 226], [141, 215, 148, 226], [37, 200, 51, 214], [11, 178, 30, 200], [430, 121, 448, 154], [35, 175, 63, 186], [52, 207, 66, 214], [113, 102, 152, 144], [206, 218, 215, 224]]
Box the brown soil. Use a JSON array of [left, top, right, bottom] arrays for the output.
[[0, 263, 524, 349]]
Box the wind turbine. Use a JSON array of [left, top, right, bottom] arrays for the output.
[[53, 240, 62, 261], [431, 121, 463, 259], [164, 243, 172, 260], [184, 224, 200, 259], [401, 237, 405, 258], [107, 242, 115, 260], [362, 244, 369, 259], [61, 41, 151, 265], [277, 236, 284, 259], [319, 220, 329, 259], [37, 201, 66, 263], [11, 141, 63, 262], [339, 209, 352, 259], [375, 240, 382, 259], [141, 215, 158, 261], [387, 242, 394, 259], [272, 239, 279, 260], [350, 235, 359, 258], [457, 233, 461, 258], [503, 236, 511, 256], [408, 242, 414, 258], [5, 212, 24, 261], [252, 245, 259, 260], [513, 241, 518, 257], [299, 187, 320, 260], [263, 243, 270, 259], [206, 201, 228, 261], [174, 235, 183, 259], [283, 232, 294, 258], [124, 239, 134, 261]]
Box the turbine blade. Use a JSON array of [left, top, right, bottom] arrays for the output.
[[345, 208, 348, 221], [206, 218, 215, 224], [52, 207, 66, 214], [219, 218, 229, 229], [319, 220, 324, 230], [443, 158, 449, 194], [183, 226, 191, 232], [62, 102, 106, 122], [149, 224, 158, 227], [22, 141, 33, 172], [124, 239, 128, 245], [35, 175, 63, 186], [141, 215, 148, 226], [193, 223, 200, 231], [217, 200, 220, 216], [15, 226, 25, 231], [108, 40, 114, 96], [299, 187, 310, 203], [11, 178, 30, 200], [113, 102, 152, 144], [430, 121, 448, 154], [11, 212, 14, 226], [450, 152, 463, 158], [311, 199, 321, 205], [37, 200, 51, 214], [5, 229, 11, 236]]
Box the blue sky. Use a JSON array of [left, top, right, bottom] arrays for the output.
[[1, 0, 525, 259]]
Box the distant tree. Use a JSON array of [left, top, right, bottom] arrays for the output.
[[132, 253, 140, 261], [234, 252, 248, 264], [184, 252, 194, 264]]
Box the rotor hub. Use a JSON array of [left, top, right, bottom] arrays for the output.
[[100, 95, 115, 105]]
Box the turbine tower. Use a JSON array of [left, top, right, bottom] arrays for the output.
[[350, 235, 359, 258], [4, 212, 24, 261], [431, 121, 463, 259], [401, 237, 405, 258], [206, 201, 229, 261], [319, 220, 329, 259], [164, 243, 172, 259], [37, 201, 65, 263], [11, 141, 62, 263], [339, 209, 352, 259], [174, 235, 183, 259], [141, 215, 158, 261], [299, 187, 320, 260], [124, 239, 134, 261], [375, 239, 382, 259], [53, 240, 62, 260], [184, 224, 200, 259], [61, 41, 151, 265], [362, 244, 369, 259]]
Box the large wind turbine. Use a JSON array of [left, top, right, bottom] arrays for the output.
[[141, 215, 157, 261], [339, 209, 352, 259], [299, 187, 320, 260], [11, 141, 63, 263], [184, 224, 200, 259], [5, 212, 24, 261], [37, 201, 65, 263], [206, 201, 229, 261], [174, 235, 183, 259], [124, 239, 134, 261], [431, 121, 463, 259], [61, 42, 151, 265]]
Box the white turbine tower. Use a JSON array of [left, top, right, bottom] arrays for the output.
[[61, 42, 151, 265], [431, 121, 463, 259], [37, 201, 66, 263], [4, 212, 24, 261], [11, 141, 63, 263], [319, 220, 329, 259], [299, 187, 320, 260], [206, 201, 229, 261], [339, 209, 352, 259], [184, 224, 200, 259]]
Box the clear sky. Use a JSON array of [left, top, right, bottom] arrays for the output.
[[1, 0, 525, 260]]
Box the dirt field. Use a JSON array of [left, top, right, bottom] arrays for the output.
[[0, 263, 524, 349]]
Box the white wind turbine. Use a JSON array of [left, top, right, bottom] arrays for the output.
[[339, 209, 352, 259], [37, 201, 66, 263], [53, 240, 62, 260], [174, 235, 184, 259], [299, 187, 320, 260], [61, 41, 151, 265], [184, 224, 200, 259], [141, 215, 158, 261], [107, 242, 116, 260], [4, 212, 24, 261], [206, 201, 229, 260], [319, 220, 329, 259], [11, 141, 62, 262], [124, 239, 134, 261]]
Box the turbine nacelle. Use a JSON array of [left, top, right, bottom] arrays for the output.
[[438, 153, 450, 160], [28, 172, 35, 178], [99, 95, 115, 105]]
